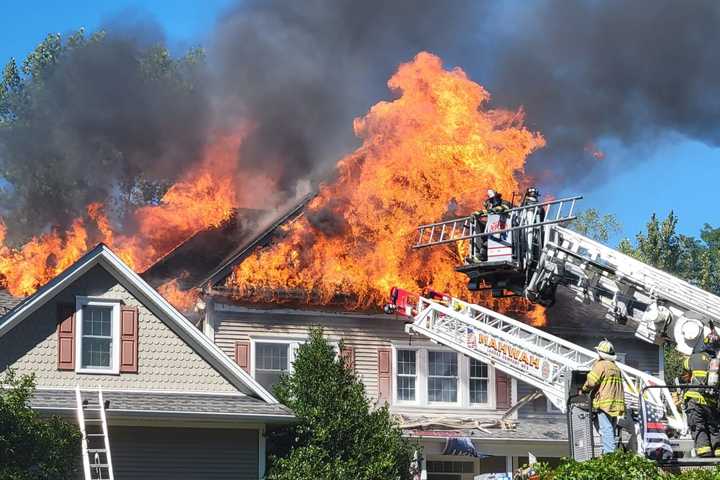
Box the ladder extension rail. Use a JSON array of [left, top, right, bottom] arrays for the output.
[[406, 296, 685, 431], [98, 388, 115, 480], [550, 226, 720, 322], [414, 196, 582, 249], [75, 386, 92, 480]]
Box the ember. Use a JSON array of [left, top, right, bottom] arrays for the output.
[[227, 52, 546, 310]]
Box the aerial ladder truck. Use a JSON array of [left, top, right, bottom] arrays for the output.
[[386, 190, 720, 468]]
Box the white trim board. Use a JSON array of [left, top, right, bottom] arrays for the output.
[[0, 244, 279, 405]]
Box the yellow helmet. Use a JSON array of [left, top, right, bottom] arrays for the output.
[[595, 339, 617, 360]]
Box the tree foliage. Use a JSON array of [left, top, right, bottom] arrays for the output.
[[0, 370, 81, 480], [267, 327, 417, 480], [570, 209, 622, 243], [619, 212, 720, 382]]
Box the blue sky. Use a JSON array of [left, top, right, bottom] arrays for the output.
[[1, 1, 717, 245]]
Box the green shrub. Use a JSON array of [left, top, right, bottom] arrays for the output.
[[532, 451, 720, 480]]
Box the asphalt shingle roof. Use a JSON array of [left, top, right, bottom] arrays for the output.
[[32, 388, 293, 419], [0, 290, 21, 316]]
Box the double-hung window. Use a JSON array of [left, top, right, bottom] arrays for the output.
[[253, 339, 340, 392], [396, 350, 417, 402], [428, 351, 458, 403], [254, 342, 290, 391], [469, 358, 489, 404], [76, 298, 121, 374]]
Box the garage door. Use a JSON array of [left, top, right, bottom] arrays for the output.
[[110, 426, 258, 480]]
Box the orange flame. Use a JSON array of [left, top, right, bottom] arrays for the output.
[[157, 279, 200, 312], [227, 52, 545, 307], [526, 305, 547, 327], [0, 131, 246, 297]]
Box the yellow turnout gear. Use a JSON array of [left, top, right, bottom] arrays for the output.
[[581, 358, 626, 417]]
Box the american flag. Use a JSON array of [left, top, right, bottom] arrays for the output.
[[641, 401, 673, 461]]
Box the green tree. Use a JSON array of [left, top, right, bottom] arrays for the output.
[[267, 327, 417, 480], [620, 213, 720, 382], [569, 208, 622, 243], [0, 370, 81, 480]]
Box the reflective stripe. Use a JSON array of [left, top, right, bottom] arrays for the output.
[[697, 446, 712, 454]]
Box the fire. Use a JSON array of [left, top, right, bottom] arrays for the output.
[[0, 131, 245, 298], [157, 279, 199, 312], [526, 305, 547, 328], [227, 52, 545, 307]]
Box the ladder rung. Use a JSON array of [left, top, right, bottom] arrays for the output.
[[87, 433, 105, 437], [89, 463, 109, 468], [88, 449, 106, 453]]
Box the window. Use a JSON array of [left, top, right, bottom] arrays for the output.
[[426, 460, 474, 478], [76, 298, 121, 374], [469, 358, 489, 404], [255, 342, 290, 391], [428, 351, 458, 403], [396, 350, 417, 401]]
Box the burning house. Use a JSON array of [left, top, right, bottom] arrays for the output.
[[0, 51, 664, 478]]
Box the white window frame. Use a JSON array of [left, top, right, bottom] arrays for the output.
[[391, 343, 495, 409], [427, 349, 460, 406], [75, 297, 121, 375], [468, 357, 492, 407], [249, 336, 340, 381], [395, 348, 419, 404]]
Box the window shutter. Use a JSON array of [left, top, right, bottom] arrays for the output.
[[495, 369, 511, 410], [235, 341, 251, 373], [120, 306, 139, 373], [377, 347, 392, 404], [341, 345, 355, 371], [57, 303, 76, 370]]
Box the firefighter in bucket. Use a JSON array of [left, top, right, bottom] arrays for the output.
[[683, 331, 720, 457]]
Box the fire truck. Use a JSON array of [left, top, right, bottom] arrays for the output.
[[386, 190, 720, 470]]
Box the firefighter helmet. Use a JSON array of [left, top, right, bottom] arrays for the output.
[[487, 189, 496, 199], [595, 339, 617, 360]]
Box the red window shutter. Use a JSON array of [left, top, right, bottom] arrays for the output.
[[377, 347, 392, 404], [57, 303, 76, 370], [235, 341, 251, 373], [495, 369, 512, 410], [120, 306, 139, 373], [341, 345, 355, 371]]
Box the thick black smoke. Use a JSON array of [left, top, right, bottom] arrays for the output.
[[4, 0, 720, 242], [484, 0, 720, 186], [209, 0, 481, 196], [0, 27, 209, 241]]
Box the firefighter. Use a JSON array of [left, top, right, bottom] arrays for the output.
[[683, 331, 720, 457], [483, 189, 511, 214], [580, 339, 626, 454], [521, 187, 540, 206]]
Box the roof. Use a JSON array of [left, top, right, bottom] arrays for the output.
[[140, 208, 266, 290], [32, 388, 293, 422], [0, 243, 279, 404], [201, 193, 315, 289], [0, 290, 21, 315]]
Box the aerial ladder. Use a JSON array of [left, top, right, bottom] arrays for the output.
[[385, 287, 683, 461], [413, 191, 720, 355], [398, 189, 720, 467]]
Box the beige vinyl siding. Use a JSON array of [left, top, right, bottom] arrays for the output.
[[213, 304, 505, 417], [0, 265, 237, 393], [111, 426, 258, 479]]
